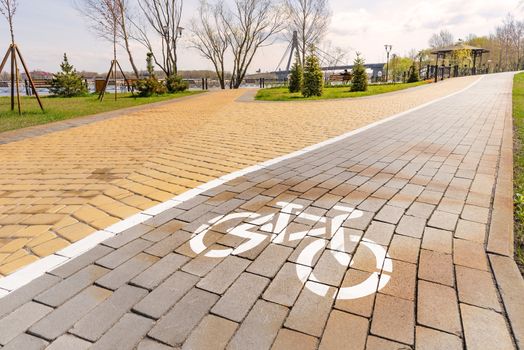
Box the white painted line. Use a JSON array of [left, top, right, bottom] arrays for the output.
[[105, 213, 152, 234], [172, 188, 204, 201], [0, 254, 68, 292], [0, 76, 483, 298], [142, 199, 181, 216], [197, 179, 226, 191], [56, 230, 115, 258]]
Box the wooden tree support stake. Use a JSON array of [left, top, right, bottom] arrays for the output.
[[0, 43, 44, 114]]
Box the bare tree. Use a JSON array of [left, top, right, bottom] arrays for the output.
[[75, 0, 139, 78], [189, 0, 229, 89], [222, 0, 284, 88], [285, 0, 331, 66], [0, 0, 17, 44], [134, 0, 184, 77], [429, 29, 454, 49]]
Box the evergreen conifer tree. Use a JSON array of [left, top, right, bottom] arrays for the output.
[[351, 52, 368, 92], [50, 53, 88, 97], [302, 46, 323, 97], [407, 63, 420, 83], [288, 53, 303, 93]]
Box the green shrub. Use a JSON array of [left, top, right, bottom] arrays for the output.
[[133, 78, 167, 97], [133, 52, 167, 97], [407, 63, 420, 83], [302, 47, 323, 97], [351, 53, 368, 92], [288, 53, 303, 93], [165, 74, 189, 93], [50, 53, 88, 97]]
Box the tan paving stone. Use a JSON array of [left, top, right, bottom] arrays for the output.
[[418, 249, 454, 287], [417, 280, 461, 336], [335, 268, 378, 317], [461, 204, 489, 224], [387, 235, 420, 263], [379, 259, 416, 301], [395, 215, 426, 238], [461, 303, 514, 350], [453, 238, 489, 271], [415, 326, 462, 350], [319, 310, 368, 350], [370, 293, 415, 345], [456, 265, 502, 311], [421, 227, 452, 254], [427, 210, 458, 231], [271, 328, 318, 350], [365, 335, 413, 350], [455, 219, 486, 243]]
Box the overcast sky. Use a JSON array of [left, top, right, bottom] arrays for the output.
[[0, 0, 521, 74]]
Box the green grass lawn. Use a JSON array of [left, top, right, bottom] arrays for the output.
[[513, 72, 524, 273], [0, 91, 202, 133], [255, 81, 428, 101]]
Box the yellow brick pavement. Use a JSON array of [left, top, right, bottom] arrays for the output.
[[0, 76, 478, 275]]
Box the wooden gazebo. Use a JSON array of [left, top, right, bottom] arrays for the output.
[[430, 42, 490, 81]]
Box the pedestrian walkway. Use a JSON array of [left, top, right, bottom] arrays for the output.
[[0, 76, 476, 276], [0, 73, 522, 350]]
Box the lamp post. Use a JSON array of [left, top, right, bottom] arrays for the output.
[[384, 44, 392, 83]]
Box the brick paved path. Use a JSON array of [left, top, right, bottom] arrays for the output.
[[0, 73, 522, 350], [0, 76, 477, 276]]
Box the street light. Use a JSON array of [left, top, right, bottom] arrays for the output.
[[384, 44, 392, 83]]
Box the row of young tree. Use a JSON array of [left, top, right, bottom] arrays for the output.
[[288, 47, 369, 97], [75, 0, 332, 89]]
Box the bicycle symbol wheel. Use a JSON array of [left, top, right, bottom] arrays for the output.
[[187, 201, 392, 300]]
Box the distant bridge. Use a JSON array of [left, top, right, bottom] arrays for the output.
[[273, 63, 385, 80]]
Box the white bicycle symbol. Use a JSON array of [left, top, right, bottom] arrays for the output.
[[189, 201, 391, 300]]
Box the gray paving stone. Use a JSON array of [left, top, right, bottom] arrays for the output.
[[97, 238, 153, 269], [103, 224, 154, 248], [263, 262, 311, 307], [46, 334, 92, 350], [149, 288, 218, 346], [141, 219, 186, 242], [71, 284, 148, 341], [29, 286, 112, 341], [211, 272, 270, 322], [144, 230, 192, 257], [96, 252, 158, 290], [310, 250, 350, 287], [50, 245, 113, 278], [91, 313, 154, 350], [143, 207, 185, 228], [285, 281, 337, 337], [363, 221, 395, 245], [0, 274, 60, 318], [2, 333, 48, 350], [34, 264, 109, 307], [136, 339, 174, 350], [182, 314, 238, 350], [246, 243, 292, 278], [131, 253, 189, 290], [227, 300, 288, 350], [0, 302, 52, 345], [197, 255, 250, 294], [133, 270, 199, 319]]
